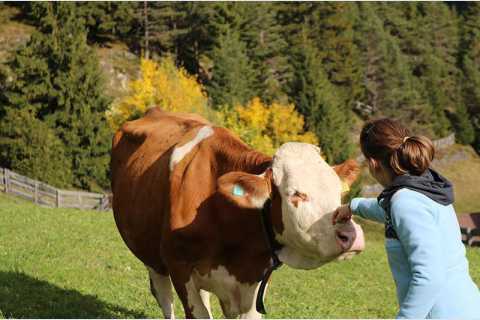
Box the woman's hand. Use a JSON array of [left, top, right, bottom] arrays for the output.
[[332, 204, 353, 225]]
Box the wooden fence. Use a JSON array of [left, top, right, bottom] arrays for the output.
[[0, 167, 110, 211]]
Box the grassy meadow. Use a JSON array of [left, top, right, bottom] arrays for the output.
[[1, 191, 479, 319]]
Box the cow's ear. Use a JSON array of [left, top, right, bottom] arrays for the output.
[[333, 159, 360, 193], [217, 169, 272, 209]]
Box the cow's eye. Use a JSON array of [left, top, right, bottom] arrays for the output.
[[294, 191, 309, 201], [289, 190, 309, 208]]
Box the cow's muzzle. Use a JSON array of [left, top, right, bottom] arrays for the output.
[[335, 220, 365, 254]]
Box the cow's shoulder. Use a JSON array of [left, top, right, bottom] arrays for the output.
[[118, 107, 209, 143]]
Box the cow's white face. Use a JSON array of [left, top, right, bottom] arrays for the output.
[[272, 143, 364, 269], [216, 142, 364, 271]]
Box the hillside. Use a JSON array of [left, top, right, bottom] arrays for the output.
[[434, 144, 480, 213], [0, 6, 139, 100], [1, 4, 479, 210]]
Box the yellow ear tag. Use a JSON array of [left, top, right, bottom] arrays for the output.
[[341, 181, 350, 193]]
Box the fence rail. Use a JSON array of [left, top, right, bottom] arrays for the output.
[[0, 167, 110, 211]]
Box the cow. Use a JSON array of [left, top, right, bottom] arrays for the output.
[[111, 107, 365, 319]]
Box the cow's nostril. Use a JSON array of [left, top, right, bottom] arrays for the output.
[[338, 233, 349, 243], [335, 230, 353, 251], [337, 231, 350, 242]]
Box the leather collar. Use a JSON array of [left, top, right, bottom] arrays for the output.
[[256, 198, 283, 314]]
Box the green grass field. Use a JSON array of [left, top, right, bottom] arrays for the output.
[[1, 192, 479, 318]]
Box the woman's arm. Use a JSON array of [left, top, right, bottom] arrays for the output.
[[349, 197, 386, 223], [391, 191, 446, 319]]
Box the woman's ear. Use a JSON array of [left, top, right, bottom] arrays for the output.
[[217, 170, 272, 209], [367, 157, 379, 170]]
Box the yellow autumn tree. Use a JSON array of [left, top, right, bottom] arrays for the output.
[[107, 57, 210, 129], [218, 97, 318, 155]]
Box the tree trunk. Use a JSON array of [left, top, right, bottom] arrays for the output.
[[144, 1, 149, 59]]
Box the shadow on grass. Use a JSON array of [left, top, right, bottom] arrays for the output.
[[0, 271, 147, 318]]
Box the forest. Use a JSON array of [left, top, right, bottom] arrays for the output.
[[0, 2, 479, 192]]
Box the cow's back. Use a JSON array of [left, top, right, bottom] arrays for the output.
[[111, 107, 209, 271]]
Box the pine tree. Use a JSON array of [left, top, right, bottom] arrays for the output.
[[77, 2, 137, 42], [310, 3, 362, 108], [2, 3, 112, 190], [452, 101, 475, 145], [0, 108, 73, 188], [237, 2, 291, 104], [22, 2, 137, 42], [206, 28, 257, 108], [355, 3, 432, 135], [459, 3, 480, 149], [422, 55, 453, 137], [290, 34, 353, 164], [415, 3, 461, 137], [355, 7, 414, 114], [353, 3, 389, 116], [140, 2, 189, 58], [175, 3, 215, 76]]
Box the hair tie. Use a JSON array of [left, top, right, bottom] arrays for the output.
[[365, 123, 375, 136], [402, 136, 410, 144]]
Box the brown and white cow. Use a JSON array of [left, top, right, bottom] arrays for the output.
[[111, 107, 364, 319]]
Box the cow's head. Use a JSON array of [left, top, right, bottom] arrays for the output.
[[217, 142, 364, 270]]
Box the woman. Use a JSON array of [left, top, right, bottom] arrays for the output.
[[333, 118, 480, 319]]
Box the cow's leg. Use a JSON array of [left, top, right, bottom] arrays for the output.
[[219, 299, 239, 319], [170, 273, 211, 319], [238, 282, 262, 319], [147, 267, 175, 319], [217, 282, 262, 319], [200, 289, 213, 318]]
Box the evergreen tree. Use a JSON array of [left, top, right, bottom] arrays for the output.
[[353, 3, 389, 116], [0, 108, 73, 188], [356, 3, 432, 135], [451, 101, 475, 145], [459, 3, 480, 149], [1, 3, 111, 190], [416, 3, 462, 137], [206, 29, 257, 108], [355, 3, 435, 135], [422, 55, 453, 137], [276, 2, 315, 47], [381, 35, 430, 133], [238, 2, 291, 104], [291, 34, 353, 164], [22, 2, 137, 43], [140, 2, 189, 58], [77, 2, 137, 42], [310, 3, 362, 108]]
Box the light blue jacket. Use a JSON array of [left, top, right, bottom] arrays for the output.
[[351, 189, 480, 319]]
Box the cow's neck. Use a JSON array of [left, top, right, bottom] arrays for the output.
[[230, 150, 271, 174], [211, 135, 272, 175]]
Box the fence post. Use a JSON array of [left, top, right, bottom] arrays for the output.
[[4, 168, 9, 194], [34, 181, 39, 204], [0, 168, 2, 192], [56, 189, 60, 208], [99, 195, 108, 211], [78, 193, 82, 209]]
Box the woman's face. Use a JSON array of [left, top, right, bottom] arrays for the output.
[[367, 158, 394, 187]]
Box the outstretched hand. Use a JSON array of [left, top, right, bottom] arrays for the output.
[[332, 204, 353, 225]]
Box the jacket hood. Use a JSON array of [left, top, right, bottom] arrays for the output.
[[378, 168, 454, 208]]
